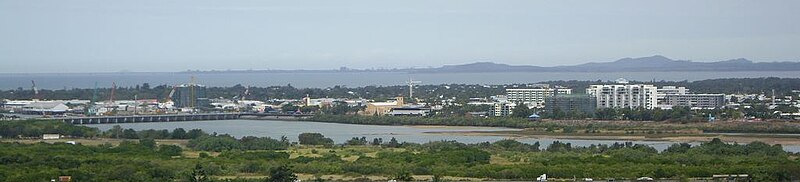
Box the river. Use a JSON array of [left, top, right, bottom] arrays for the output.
[[87, 119, 800, 152]]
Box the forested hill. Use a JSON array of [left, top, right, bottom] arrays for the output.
[[410, 55, 800, 73], [1, 77, 798, 101]]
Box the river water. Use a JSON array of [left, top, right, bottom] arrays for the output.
[[87, 119, 800, 152], [4, 71, 800, 89]]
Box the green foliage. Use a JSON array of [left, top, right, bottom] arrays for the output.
[[345, 137, 368, 145], [392, 171, 414, 181], [478, 139, 540, 152], [188, 134, 242, 152], [267, 165, 297, 182], [510, 103, 533, 118], [172, 128, 188, 139], [1, 121, 798, 180], [298, 133, 334, 146], [0, 137, 798, 181], [187, 134, 289, 152], [385, 137, 401, 148], [240, 136, 291, 150], [0, 119, 99, 138], [188, 163, 210, 182], [219, 151, 290, 161], [158, 144, 183, 157], [139, 138, 156, 149]]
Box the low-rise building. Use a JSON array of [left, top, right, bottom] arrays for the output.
[[491, 102, 516, 117], [663, 94, 726, 109], [22, 102, 69, 115], [363, 97, 404, 115], [42, 134, 60, 140], [506, 88, 572, 108], [657, 86, 689, 106], [387, 107, 431, 116], [544, 94, 597, 115]]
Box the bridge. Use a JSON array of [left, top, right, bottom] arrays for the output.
[[55, 113, 313, 124]]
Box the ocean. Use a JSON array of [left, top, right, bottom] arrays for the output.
[[2, 71, 799, 89]]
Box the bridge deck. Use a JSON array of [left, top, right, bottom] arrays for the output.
[[54, 113, 311, 124]]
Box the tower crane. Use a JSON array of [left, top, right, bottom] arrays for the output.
[[406, 78, 421, 100], [103, 82, 117, 116], [107, 82, 116, 105], [167, 85, 178, 102], [87, 82, 98, 116]]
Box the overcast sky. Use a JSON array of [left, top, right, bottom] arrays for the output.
[[1, 0, 798, 73]]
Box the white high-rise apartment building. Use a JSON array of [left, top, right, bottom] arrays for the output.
[[586, 79, 657, 109], [506, 88, 572, 108]]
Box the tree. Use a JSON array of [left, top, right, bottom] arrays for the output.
[[386, 137, 401, 148], [345, 137, 368, 145], [298, 133, 334, 145], [187, 164, 209, 182], [371, 138, 383, 145], [322, 101, 352, 115], [171, 128, 187, 139], [664, 143, 691, 153], [139, 138, 156, 149], [510, 103, 533, 118], [186, 129, 206, 139], [158, 144, 183, 157], [108, 125, 123, 138], [282, 104, 299, 113], [122, 129, 138, 139], [267, 165, 297, 182], [188, 135, 242, 152], [392, 171, 414, 181]]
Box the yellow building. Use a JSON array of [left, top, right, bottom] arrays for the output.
[[363, 97, 404, 115]]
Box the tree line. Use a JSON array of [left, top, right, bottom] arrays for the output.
[[2, 120, 799, 181], [1, 135, 797, 181]]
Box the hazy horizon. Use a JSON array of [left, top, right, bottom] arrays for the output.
[[2, 0, 799, 73]]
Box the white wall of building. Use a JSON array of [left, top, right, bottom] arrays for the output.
[[587, 84, 657, 109], [506, 88, 571, 108]]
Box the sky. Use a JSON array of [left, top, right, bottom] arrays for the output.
[[1, 0, 799, 73]]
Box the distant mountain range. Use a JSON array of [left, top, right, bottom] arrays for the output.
[[184, 55, 800, 73], [409, 55, 800, 73]]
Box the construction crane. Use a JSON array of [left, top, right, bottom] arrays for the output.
[[30, 80, 39, 101], [104, 82, 117, 116], [190, 76, 196, 108], [242, 85, 250, 101], [167, 86, 177, 102], [406, 78, 421, 99], [108, 82, 116, 105], [87, 82, 98, 116]]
